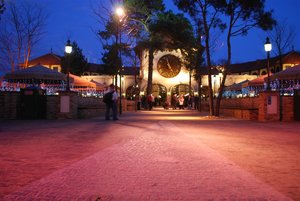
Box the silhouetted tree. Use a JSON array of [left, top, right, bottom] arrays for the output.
[[174, 0, 276, 116], [0, 1, 47, 71], [214, 0, 276, 116], [61, 41, 88, 76], [268, 18, 296, 71], [0, 0, 5, 20]]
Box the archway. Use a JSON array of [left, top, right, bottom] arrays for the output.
[[170, 84, 194, 107], [126, 85, 140, 100], [144, 84, 167, 106], [171, 84, 193, 96]]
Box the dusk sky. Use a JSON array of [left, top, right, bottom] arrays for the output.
[[31, 0, 300, 65]]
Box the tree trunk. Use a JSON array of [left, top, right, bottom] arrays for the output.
[[215, 15, 233, 117], [202, 8, 214, 116], [198, 77, 202, 112], [146, 46, 154, 97]]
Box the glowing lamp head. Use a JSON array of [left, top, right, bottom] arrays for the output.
[[65, 40, 72, 54], [116, 7, 125, 17], [264, 37, 272, 52]]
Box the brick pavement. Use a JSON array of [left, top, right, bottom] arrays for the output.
[[1, 111, 293, 201]]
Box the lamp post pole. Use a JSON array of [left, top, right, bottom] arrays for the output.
[[264, 37, 272, 91], [65, 40, 72, 91], [116, 7, 124, 115]]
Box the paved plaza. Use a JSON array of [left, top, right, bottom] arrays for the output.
[[0, 109, 299, 201]]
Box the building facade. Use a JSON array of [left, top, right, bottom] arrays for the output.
[[23, 50, 300, 101]]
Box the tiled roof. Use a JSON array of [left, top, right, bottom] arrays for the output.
[[228, 51, 300, 74], [86, 63, 105, 73], [269, 64, 300, 81], [26, 53, 62, 66], [122, 67, 140, 75]]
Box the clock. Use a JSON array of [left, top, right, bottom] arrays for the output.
[[157, 54, 181, 78]]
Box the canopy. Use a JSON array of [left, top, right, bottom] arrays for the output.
[[90, 80, 107, 91], [69, 73, 96, 89], [268, 65, 300, 81], [225, 80, 249, 91], [242, 75, 268, 87], [4, 65, 66, 83]]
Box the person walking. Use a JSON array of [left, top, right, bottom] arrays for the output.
[[104, 84, 119, 120], [171, 94, 178, 110], [147, 94, 154, 111], [178, 94, 184, 110]]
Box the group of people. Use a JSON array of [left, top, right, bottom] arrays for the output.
[[103, 85, 200, 120], [171, 94, 195, 110]]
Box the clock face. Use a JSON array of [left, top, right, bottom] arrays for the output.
[[157, 54, 181, 78]]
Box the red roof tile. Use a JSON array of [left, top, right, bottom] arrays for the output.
[[26, 53, 62, 66]]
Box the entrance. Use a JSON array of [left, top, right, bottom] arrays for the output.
[[171, 84, 193, 96], [294, 90, 300, 121], [144, 84, 167, 107], [152, 84, 167, 106], [19, 88, 47, 119]]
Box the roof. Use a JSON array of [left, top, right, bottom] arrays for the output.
[[268, 64, 300, 81], [86, 63, 105, 73], [122, 67, 140, 75], [26, 53, 62, 66], [242, 74, 268, 87], [228, 51, 300, 74], [4, 65, 66, 83]]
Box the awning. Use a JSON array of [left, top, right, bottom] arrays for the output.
[[69, 74, 96, 89], [4, 65, 66, 83], [225, 80, 249, 91], [90, 80, 107, 91], [242, 75, 268, 87]]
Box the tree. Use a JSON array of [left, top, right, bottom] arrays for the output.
[[124, 0, 165, 97], [0, 0, 5, 20], [0, 1, 47, 72], [174, 0, 225, 116], [175, 0, 276, 116], [214, 0, 276, 116], [268, 18, 296, 71], [61, 41, 88, 76]]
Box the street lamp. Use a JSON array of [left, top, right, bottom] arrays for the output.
[[264, 37, 272, 91], [116, 6, 125, 115], [65, 39, 72, 91]]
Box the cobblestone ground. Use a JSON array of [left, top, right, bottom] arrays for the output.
[[0, 109, 299, 200]]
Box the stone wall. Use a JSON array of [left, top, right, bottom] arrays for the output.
[[0, 92, 20, 119], [281, 96, 294, 121], [0, 91, 295, 121], [200, 94, 295, 121], [77, 96, 104, 119], [46, 95, 60, 119]]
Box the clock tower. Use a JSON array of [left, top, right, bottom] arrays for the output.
[[139, 49, 198, 103]]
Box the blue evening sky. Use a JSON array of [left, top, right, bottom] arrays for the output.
[[33, 0, 300, 65]]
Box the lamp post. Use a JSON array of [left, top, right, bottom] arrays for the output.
[[65, 39, 72, 91], [264, 37, 272, 91], [116, 6, 125, 115]]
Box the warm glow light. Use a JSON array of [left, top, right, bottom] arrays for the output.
[[116, 7, 125, 17], [65, 40, 72, 54], [264, 37, 272, 52]]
